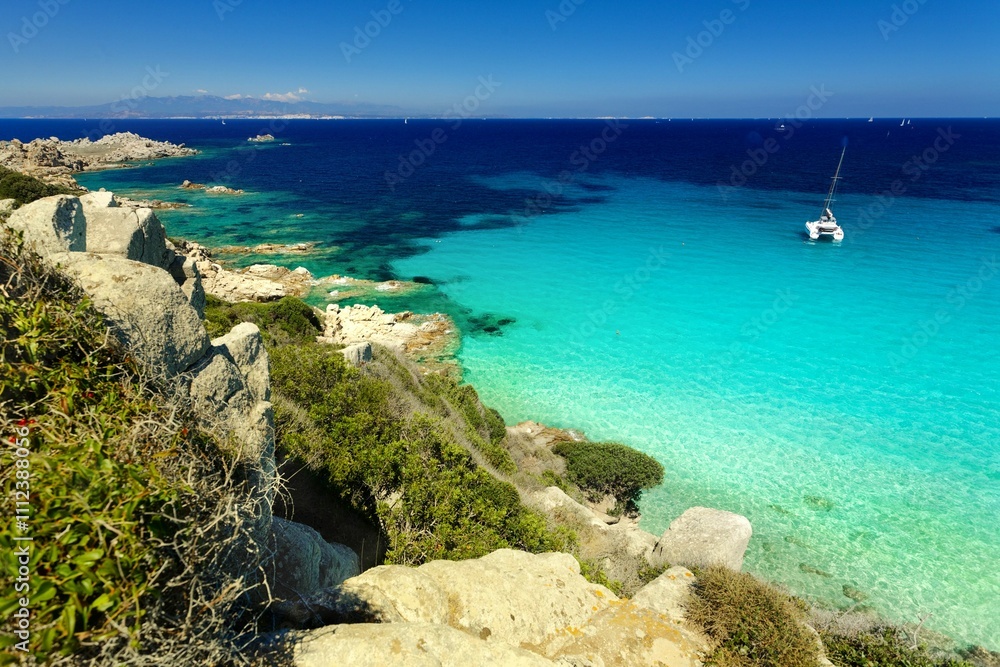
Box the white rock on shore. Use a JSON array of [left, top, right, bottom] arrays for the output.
[[319, 303, 456, 358], [652, 506, 753, 571]]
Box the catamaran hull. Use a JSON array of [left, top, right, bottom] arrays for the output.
[[806, 221, 844, 241]]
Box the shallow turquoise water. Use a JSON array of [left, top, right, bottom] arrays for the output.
[[394, 174, 1000, 647]]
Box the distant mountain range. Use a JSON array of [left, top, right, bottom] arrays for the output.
[[0, 95, 408, 119]]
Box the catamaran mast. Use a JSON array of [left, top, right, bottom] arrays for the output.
[[822, 146, 847, 215]]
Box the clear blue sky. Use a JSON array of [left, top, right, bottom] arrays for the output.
[[1, 0, 998, 117]]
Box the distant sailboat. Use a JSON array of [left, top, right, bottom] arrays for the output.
[[868, 117, 874, 122], [805, 146, 847, 242], [900, 119, 906, 127]]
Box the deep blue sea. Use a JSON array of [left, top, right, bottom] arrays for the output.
[[4, 117, 998, 648]]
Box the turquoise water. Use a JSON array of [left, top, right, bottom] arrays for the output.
[[63, 118, 1000, 648], [394, 174, 1000, 647]]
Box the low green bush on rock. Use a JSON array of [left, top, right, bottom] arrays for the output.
[[0, 167, 74, 206], [821, 626, 975, 667], [552, 441, 664, 515]]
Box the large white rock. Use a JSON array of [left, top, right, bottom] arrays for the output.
[[78, 190, 117, 209], [293, 623, 556, 667], [268, 518, 360, 599], [84, 205, 170, 269], [272, 549, 617, 642], [651, 506, 752, 571], [167, 253, 206, 317], [7, 195, 85, 255], [57, 252, 210, 377], [539, 600, 706, 667]]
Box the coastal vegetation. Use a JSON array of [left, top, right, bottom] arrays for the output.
[[553, 440, 665, 516], [204, 295, 566, 565], [0, 166, 73, 206], [0, 231, 258, 664]]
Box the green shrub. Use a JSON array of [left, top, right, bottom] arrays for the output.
[[577, 558, 623, 597], [821, 626, 974, 667], [552, 441, 664, 514], [269, 342, 562, 565], [687, 566, 820, 667], [0, 167, 73, 206], [203, 294, 322, 345]]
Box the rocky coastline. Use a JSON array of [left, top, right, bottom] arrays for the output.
[[0, 131, 197, 190]]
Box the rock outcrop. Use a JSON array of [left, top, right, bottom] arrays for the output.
[[651, 506, 753, 571], [0, 132, 196, 188], [281, 549, 708, 667], [58, 253, 211, 377], [268, 518, 361, 599], [7, 195, 86, 255], [340, 341, 373, 366], [171, 239, 317, 303], [294, 623, 555, 667], [2, 194, 355, 605], [319, 303, 456, 357], [248, 134, 276, 143]]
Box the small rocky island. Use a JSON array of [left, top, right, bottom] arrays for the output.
[[248, 133, 276, 143]]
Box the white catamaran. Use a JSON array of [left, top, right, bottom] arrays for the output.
[[805, 146, 846, 241]]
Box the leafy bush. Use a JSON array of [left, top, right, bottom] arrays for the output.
[[269, 341, 563, 565], [203, 293, 322, 345], [821, 626, 974, 667], [425, 376, 515, 474], [0, 166, 72, 206], [552, 441, 664, 514], [0, 228, 262, 664], [687, 566, 820, 667]]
